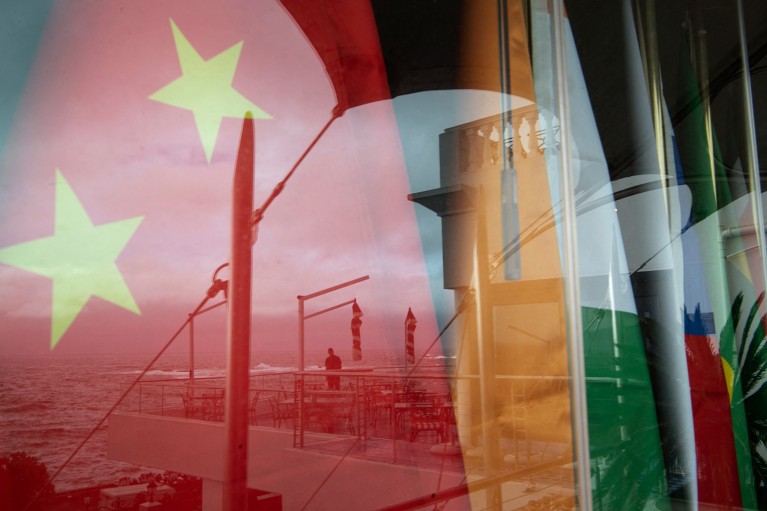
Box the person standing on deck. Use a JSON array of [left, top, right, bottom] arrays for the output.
[[325, 348, 342, 390]]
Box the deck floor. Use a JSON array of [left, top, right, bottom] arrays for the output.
[[140, 405, 571, 488], [128, 405, 574, 509], [301, 435, 470, 474]]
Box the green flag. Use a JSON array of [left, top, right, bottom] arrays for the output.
[[531, 2, 670, 508]]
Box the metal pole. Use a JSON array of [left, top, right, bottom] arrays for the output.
[[296, 275, 368, 448], [473, 191, 502, 511], [736, 0, 767, 295], [297, 275, 369, 371], [189, 315, 195, 383], [642, 0, 668, 193], [223, 113, 255, 511], [696, 27, 715, 197], [303, 298, 356, 320], [687, 14, 718, 206], [298, 297, 305, 373], [550, 1, 592, 508], [302, 275, 370, 301], [297, 297, 305, 448], [634, 0, 671, 218]]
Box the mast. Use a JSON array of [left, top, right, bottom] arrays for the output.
[[223, 112, 255, 511]]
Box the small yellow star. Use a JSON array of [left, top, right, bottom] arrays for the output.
[[0, 170, 143, 348], [150, 19, 271, 163]]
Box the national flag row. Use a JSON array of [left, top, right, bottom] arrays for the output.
[[527, 0, 767, 509], [2, 1, 765, 510]]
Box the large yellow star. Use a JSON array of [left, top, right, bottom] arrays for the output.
[[0, 170, 143, 349], [150, 19, 271, 163]]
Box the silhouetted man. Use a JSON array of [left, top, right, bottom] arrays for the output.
[[325, 347, 342, 390]]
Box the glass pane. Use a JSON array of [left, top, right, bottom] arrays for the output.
[[2, 1, 765, 510], [566, 0, 767, 509]]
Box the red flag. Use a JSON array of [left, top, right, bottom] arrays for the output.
[[277, 0, 536, 112], [405, 307, 417, 365], [278, 0, 389, 113], [0, 2, 439, 354], [351, 300, 363, 361], [0, 0, 444, 502]]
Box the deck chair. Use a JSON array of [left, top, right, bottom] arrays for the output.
[[268, 396, 293, 428], [409, 406, 445, 443], [249, 392, 261, 425], [178, 392, 197, 419], [202, 390, 225, 422], [304, 399, 332, 433], [332, 397, 356, 435], [366, 385, 392, 427]]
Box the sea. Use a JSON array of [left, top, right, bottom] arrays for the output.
[[0, 349, 448, 492]]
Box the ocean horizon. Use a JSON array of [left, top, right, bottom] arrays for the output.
[[0, 348, 451, 491]]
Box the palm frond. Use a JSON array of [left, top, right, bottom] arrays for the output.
[[738, 292, 766, 370], [744, 367, 767, 401], [730, 293, 767, 503], [720, 294, 741, 367], [731, 292, 745, 333]]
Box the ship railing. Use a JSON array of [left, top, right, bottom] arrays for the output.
[[116, 370, 461, 442], [117, 370, 580, 483], [117, 372, 297, 424], [292, 371, 460, 449], [291, 370, 579, 486]]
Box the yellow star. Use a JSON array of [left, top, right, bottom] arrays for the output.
[[0, 170, 143, 349], [150, 19, 271, 163]]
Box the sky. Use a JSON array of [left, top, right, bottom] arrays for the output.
[[0, 0, 413, 356], [0, 0, 520, 359]]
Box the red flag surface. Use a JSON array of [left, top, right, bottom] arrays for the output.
[[278, 0, 390, 113], [0, 1, 447, 504], [0, 1, 437, 355]]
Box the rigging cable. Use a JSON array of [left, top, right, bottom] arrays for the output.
[[26, 109, 345, 509], [23, 282, 227, 511]]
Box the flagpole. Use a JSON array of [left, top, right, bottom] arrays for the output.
[[223, 112, 255, 511], [735, 0, 767, 296], [473, 191, 502, 511], [633, 0, 669, 213], [550, 1, 592, 508], [188, 314, 195, 383], [686, 11, 722, 211]]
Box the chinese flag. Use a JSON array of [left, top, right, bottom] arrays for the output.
[[0, 1, 440, 355], [279, 0, 535, 111], [0, 1, 449, 503], [0, 1, 547, 508]]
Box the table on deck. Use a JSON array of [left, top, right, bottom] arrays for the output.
[[393, 401, 455, 441], [195, 391, 224, 421], [285, 392, 356, 433]]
